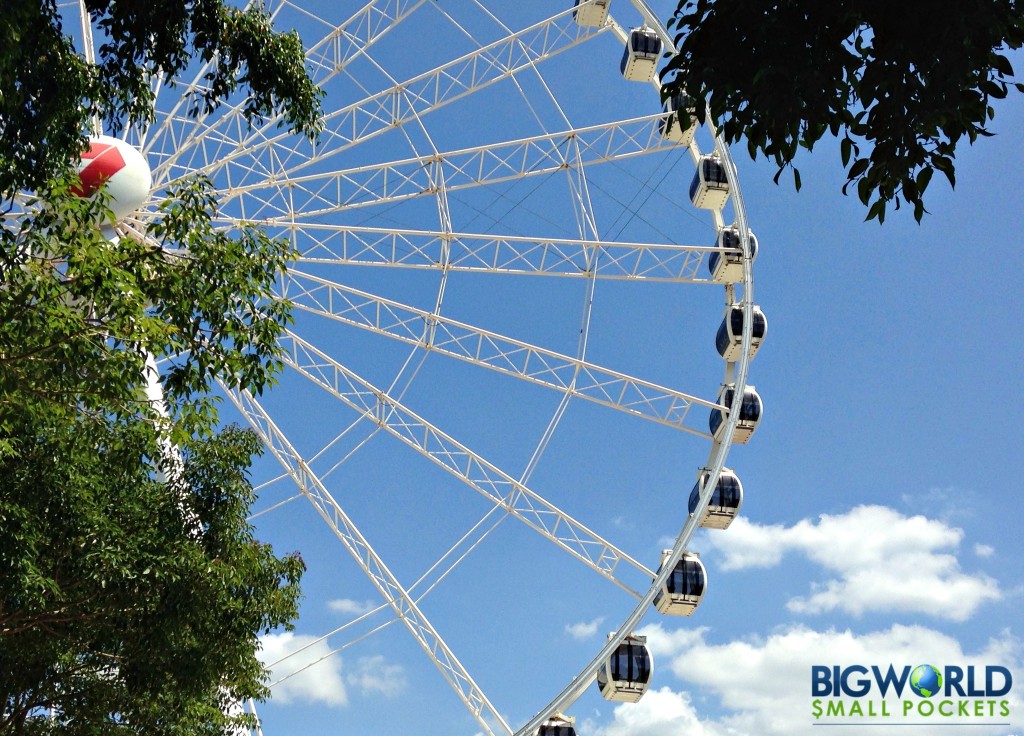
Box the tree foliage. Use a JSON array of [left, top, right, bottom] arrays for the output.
[[0, 179, 303, 732], [1, 2, 322, 733], [1, 421, 303, 736], [0, 0, 323, 198], [1, 174, 294, 449], [662, 0, 1024, 222], [1, 174, 293, 447]]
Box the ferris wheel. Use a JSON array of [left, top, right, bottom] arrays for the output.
[[60, 0, 765, 734]]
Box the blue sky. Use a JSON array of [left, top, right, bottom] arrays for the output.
[[87, 1, 1024, 734]]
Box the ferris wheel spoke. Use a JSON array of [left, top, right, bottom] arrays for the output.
[[141, 0, 427, 188], [276, 331, 655, 594], [282, 271, 718, 435], [222, 113, 682, 221], [286, 0, 428, 86], [290, 5, 607, 174], [281, 224, 718, 281], [169, 5, 608, 200], [223, 385, 512, 736]]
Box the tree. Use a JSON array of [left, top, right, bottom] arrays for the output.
[[0, 420, 303, 736], [0, 2, 323, 733], [661, 0, 1024, 222], [1, 0, 322, 200]]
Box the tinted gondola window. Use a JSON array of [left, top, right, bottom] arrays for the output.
[[631, 29, 661, 55], [715, 320, 731, 356], [741, 391, 762, 420], [713, 476, 741, 508], [703, 159, 727, 185], [610, 642, 650, 684], [687, 562, 705, 593], [709, 406, 724, 435], [668, 559, 704, 596], [730, 308, 744, 335], [726, 307, 767, 341]]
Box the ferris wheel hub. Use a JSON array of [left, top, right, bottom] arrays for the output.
[[72, 135, 152, 221]]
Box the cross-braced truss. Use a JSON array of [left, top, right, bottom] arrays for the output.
[[281, 270, 721, 435], [62, 0, 762, 733], [289, 226, 721, 282], [225, 386, 514, 736]]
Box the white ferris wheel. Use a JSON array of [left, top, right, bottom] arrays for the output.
[[59, 0, 765, 734]]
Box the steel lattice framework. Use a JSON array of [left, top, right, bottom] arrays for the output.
[[49, 0, 764, 734]]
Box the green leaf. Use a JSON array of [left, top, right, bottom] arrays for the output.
[[866, 199, 887, 223], [992, 53, 1014, 77], [848, 157, 870, 179], [932, 156, 957, 189], [916, 166, 933, 195]]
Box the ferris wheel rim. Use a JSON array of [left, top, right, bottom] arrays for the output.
[[57, 1, 762, 734]]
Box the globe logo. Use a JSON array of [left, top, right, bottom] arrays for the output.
[[909, 664, 943, 697]]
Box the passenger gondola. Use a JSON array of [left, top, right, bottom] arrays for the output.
[[620, 27, 661, 82], [716, 304, 767, 362], [689, 154, 729, 209], [597, 633, 652, 702], [688, 467, 743, 529], [537, 713, 577, 736], [659, 91, 698, 145], [573, 0, 610, 27], [653, 550, 706, 616], [709, 384, 762, 443], [708, 226, 758, 283]]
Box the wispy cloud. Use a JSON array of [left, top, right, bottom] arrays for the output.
[[346, 655, 406, 697], [565, 617, 605, 641], [327, 598, 379, 616]]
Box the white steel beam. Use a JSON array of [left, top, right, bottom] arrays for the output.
[[226, 113, 684, 221], [275, 331, 655, 594], [146, 0, 427, 186], [153, 6, 604, 196], [280, 225, 723, 282], [224, 385, 512, 736], [282, 271, 719, 436]]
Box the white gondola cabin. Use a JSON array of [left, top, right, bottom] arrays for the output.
[[620, 27, 661, 82], [709, 384, 762, 444], [709, 226, 758, 283], [537, 713, 576, 736], [688, 467, 743, 529], [689, 155, 730, 209], [660, 91, 699, 145], [573, 0, 610, 27], [654, 550, 706, 616], [716, 305, 767, 362], [597, 633, 652, 702]]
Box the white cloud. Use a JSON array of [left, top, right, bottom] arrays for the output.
[[702, 505, 1000, 621], [345, 655, 406, 697], [584, 687, 721, 736], [613, 622, 1024, 736], [327, 598, 379, 616], [566, 617, 605, 641], [258, 632, 347, 707], [975, 544, 996, 558]]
